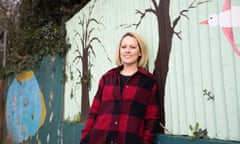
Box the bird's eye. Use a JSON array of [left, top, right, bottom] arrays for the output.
[[210, 17, 213, 19]]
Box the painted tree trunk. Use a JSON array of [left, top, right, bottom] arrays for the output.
[[153, 0, 173, 133], [80, 48, 90, 122]]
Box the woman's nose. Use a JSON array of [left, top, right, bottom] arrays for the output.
[[126, 47, 130, 52]]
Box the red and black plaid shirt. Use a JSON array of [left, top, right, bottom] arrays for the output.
[[80, 66, 160, 144]]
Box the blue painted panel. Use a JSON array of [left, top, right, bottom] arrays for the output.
[[6, 72, 42, 143]]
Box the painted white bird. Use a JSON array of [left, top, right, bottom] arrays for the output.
[[200, 0, 240, 56]]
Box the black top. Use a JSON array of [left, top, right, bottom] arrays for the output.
[[119, 73, 131, 93]]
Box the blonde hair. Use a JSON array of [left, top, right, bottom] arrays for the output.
[[115, 32, 148, 68]]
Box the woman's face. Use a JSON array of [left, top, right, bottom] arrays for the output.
[[120, 35, 141, 67]]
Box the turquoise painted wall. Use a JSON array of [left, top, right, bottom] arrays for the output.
[[4, 55, 69, 144]]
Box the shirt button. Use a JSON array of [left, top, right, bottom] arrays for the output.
[[114, 121, 118, 125], [125, 85, 128, 88]]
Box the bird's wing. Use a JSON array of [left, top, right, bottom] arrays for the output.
[[222, 28, 240, 56], [222, 0, 231, 11]]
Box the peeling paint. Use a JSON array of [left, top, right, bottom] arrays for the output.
[[47, 133, 50, 144], [49, 111, 54, 123]]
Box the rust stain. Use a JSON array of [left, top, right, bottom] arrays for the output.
[[0, 78, 5, 143], [0, 78, 14, 144]]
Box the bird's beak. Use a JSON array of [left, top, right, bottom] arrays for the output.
[[199, 20, 208, 25]]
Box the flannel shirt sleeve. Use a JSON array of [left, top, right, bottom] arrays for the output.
[[80, 77, 104, 143], [143, 82, 160, 144]]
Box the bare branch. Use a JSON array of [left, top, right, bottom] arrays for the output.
[[117, 8, 156, 29], [73, 47, 83, 64], [172, 16, 180, 31], [88, 0, 97, 17], [76, 68, 82, 80], [87, 37, 102, 58], [75, 44, 82, 57], [73, 29, 81, 37], [172, 0, 211, 39], [87, 36, 112, 63], [87, 17, 105, 32], [73, 54, 82, 64], [180, 9, 190, 20], [173, 31, 182, 40], [90, 18, 104, 26], [86, 45, 96, 58], [88, 27, 95, 41], [203, 89, 215, 101], [160, 122, 174, 135], [78, 14, 86, 30], [198, 0, 212, 5], [151, 0, 158, 10], [135, 8, 156, 28]]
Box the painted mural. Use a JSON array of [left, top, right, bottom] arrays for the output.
[[6, 70, 46, 143], [64, 0, 112, 123], [65, 0, 240, 141], [66, 0, 212, 132], [2, 0, 238, 143], [120, 0, 212, 133], [69, 0, 111, 122], [200, 0, 240, 56]]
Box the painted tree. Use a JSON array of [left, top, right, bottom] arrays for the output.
[[122, 0, 211, 133], [71, 0, 110, 122]]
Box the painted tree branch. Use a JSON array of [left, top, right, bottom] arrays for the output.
[[117, 0, 211, 133], [172, 0, 212, 39], [118, 8, 156, 29], [134, 8, 156, 28], [151, 0, 158, 10]]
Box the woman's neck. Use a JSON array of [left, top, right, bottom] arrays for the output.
[[120, 65, 138, 76]]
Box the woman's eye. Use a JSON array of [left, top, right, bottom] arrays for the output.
[[130, 46, 136, 49], [121, 45, 136, 49]]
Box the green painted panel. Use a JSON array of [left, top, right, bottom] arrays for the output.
[[27, 55, 65, 144], [60, 123, 240, 144], [156, 135, 240, 144]]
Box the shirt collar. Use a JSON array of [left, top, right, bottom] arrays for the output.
[[114, 65, 149, 76]]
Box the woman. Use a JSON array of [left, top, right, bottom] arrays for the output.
[[80, 32, 160, 144]]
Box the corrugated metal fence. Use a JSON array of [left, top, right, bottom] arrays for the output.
[[65, 0, 240, 141]]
